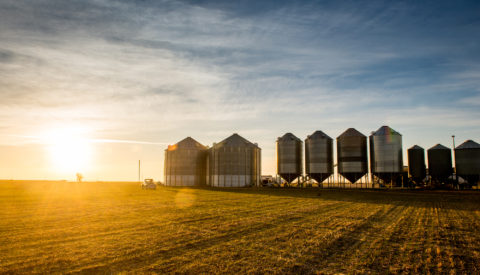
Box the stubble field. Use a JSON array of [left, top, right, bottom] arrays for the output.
[[1, 181, 480, 274]]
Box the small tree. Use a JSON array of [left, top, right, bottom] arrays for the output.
[[76, 173, 83, 183]]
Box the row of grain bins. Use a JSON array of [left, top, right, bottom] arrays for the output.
[[276, 126, 401, 185], [277, 131, 336, 185], [164, 134, 261, 187], [164, 128, 479, 188], [276, 126, 480, 187], [408, 140, 480, 186]]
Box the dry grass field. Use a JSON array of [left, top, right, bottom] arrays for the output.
[[1, 181, 480, 274]]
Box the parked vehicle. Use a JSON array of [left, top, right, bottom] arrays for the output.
[[142, 179, 156, 190]]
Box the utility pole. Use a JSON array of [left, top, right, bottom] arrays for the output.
[[138, 160, 141, 182], [452, 135, 456, 172], [452, 135, 457, 187]]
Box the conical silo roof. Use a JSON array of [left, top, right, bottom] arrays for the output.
[[338, 128, 366, 138], [456, 140, 480, 149], [371, 126, 401, 136], [167, 137, 207, 151], [306, 130, 332, 140], [429, 144, 450, 150], [214, 133, 258, 148], [409, 145, 424, 150], [278, 133, 301, 142]]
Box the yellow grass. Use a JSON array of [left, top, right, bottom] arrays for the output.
[[1, 181, 480, 273]]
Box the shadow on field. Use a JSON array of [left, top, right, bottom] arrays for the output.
[[169, 186, 480, 211]]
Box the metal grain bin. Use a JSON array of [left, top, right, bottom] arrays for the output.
[[277, 133, 303, 183], [369, 126, 403, 185], [455, 140, 480, 186], [337, 128, 368, 184], [164, 137, 207, 186], [305, 131, 333, 184], [407, 145, 426, 183], [427, 144, 452, 183], [207, 133, 261, 187]]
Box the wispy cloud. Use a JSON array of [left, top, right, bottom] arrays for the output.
[[0, 0, 479, 179]]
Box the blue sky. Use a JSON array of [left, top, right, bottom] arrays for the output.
[[0, 0, 479, 180]]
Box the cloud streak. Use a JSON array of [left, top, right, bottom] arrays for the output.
[[0, 0, 479, 179]]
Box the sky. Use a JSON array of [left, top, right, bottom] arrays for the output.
[[0, 0, 479, 181]]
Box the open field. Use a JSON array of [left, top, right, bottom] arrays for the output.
[[1, 181, 480, 274]]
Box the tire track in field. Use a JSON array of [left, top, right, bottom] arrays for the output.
[[1, 199, 300, 268], [361, 202, 433, 274], [2, 200, 343, 273], [158, 202, 382, 274], [307, 203, 415, 274], [419, 204, 436, 272], [367, 205, 418, 273], [445, 207, 480, 272], [67, 201, 351, 274], [355, 200, 480, 274], [438, 207, 467, 272], [286, 203, 408, 274], [431, 205, 455, 273], [324, 204, 408, 273], [390, 204, 428, 273], [144, 202, 383, 274], [0, 197, 298, 254]]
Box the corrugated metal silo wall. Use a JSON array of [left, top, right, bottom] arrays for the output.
[[427, 149, 452, 181], [207, 146, 261, 187], [277, 139, 303, 181], [369, 135, 403, 174], [407, 148, 426, 181], [337, 135, 368, 183], [164, 148, 207, 186], [455, 148, 480, 183], [305, 137, 333, 182]]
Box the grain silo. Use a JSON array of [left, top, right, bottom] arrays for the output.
[[337, 128, 368, 184], [407, 145, 426, 184], [164, 137, 207, 186], [455, 140, 480, 186], [427, 144, 452, 184], [277, 133, 303, 184], [369, 126, 403, 185], [305, 131, 333, 184], [207, 133, 261, 187]]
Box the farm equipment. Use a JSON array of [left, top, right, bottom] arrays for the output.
[[142, 179, 156, 190]]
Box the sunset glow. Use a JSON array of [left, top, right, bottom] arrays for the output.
[[42, 128, 92, 175], [0, 0, 478, 182]]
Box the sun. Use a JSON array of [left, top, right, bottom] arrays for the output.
[[42, 127, 92, 175]]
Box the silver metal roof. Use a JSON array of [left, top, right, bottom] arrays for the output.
[[429, 144, 450, 150], [213, 133, 259, 148], [277, 133, 301, 142], [371, 126, 401, 136], [306, 130, 332, 140], [456, 140, 480, 149], [338, 128, 366, 138], [167, 137, 207, 151]]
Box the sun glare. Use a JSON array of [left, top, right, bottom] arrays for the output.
[[42, 127, 92, 175]]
